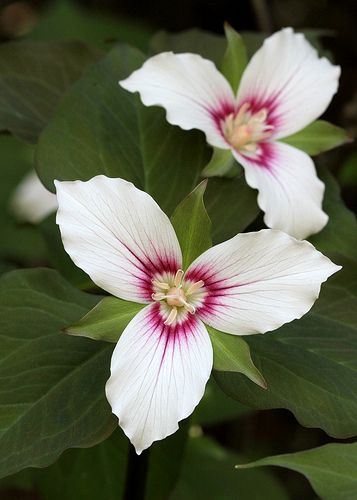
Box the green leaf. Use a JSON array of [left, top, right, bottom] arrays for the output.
[[310, 168, 357, 261], [38, 430, 128, 500], [208, 327, 266, 389], [149, 28, 226, 66], [145, 419, 190, 500], [39, 213, 88, 286], [0, 429, 129, 500], [237, 442, 357, 500], [0, 268, 116, 479], [66, 296, 145, 343], [171, 181, 212, 269], [193, 379, 251, 426], [215, 262, 357, 438], [205, 173, 259, 244], [172, 436, 289, 500], [139, 106, 210, 216], [201, 147, 240, 178], [36, 45, 145, 190], [221, 24, 248, 92], [29, 0, 153, 52], [0, 40, 100, 143], [282, 120, 351, 155], [36, 45, 210, 215], [339, 151, 357, 188], [0, 136, 47, 264]]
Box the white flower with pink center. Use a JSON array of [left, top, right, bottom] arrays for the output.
[[120, 28, 341, 240], [55, 175, 340, 454]]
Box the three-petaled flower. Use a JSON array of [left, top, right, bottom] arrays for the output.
[[120, 28, 341, 240], [55, 175, 339, 453]]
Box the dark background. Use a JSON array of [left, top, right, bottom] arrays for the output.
[[0, 1, 356, 499]]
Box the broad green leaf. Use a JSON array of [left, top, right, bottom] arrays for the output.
[[221, 24, 248, 92], [310, 168, 357, 261], [237, 442, 357, 500], [339, 151, 357, 188], [282, 120, 351, 155], [29, 0, 153, 51], [171, 181, 212, 269], [0, 429, 129, 500], [201, 147, 240, 178], [66, 296, 145, 342], [0, 136, 47, 263], [172, 436, 289, 500], [39, 213, 88, 286], [149, 28, 226, 66], [0, 268, 116, 479], [36, 45, 210, 215], [0, 39, 100, 143], [139, 106, 210, 215], [208, 327, 266, 389], [215, 262, 357, 438], [145, 420, 190, 500], [36, 45, 145, 191], [193, 379, 251, 426], [205, 173, 259, 244]]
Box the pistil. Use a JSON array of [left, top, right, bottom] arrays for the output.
[[223, 103, 273, 153], [152, 270, 205, 326]]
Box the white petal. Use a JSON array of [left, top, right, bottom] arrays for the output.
[[105, 303, 212, 453], [234, 141, 328, 239], [10, 170, 58, 224], [186, 229, 340, 336], [237, 28, 340, 138], [55, 176, 182, 303], [120, 52, 235, 149]]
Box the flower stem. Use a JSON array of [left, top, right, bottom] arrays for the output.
[[124, 446, 150, 500]]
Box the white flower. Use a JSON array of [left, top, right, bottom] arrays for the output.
[[10, 170, 58, 224], [55, 175, 340, 453], [120, 28, 340, 240]]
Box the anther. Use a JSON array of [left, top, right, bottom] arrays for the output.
[[186, 280, 204, 295], [152, 292, 166, 301], [164, 307, 177, 326], [174, 269, 184, 287], [152, 279, 170, 290]]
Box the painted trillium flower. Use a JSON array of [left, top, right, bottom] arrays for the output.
[[120, 28, 341, 240], [55, 175, 340, 453]]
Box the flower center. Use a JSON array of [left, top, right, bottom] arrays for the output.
[[223, 103, 273, 153], [151, 269, 205, 326]]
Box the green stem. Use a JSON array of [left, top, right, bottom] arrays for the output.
[[124, 446, 150, 500]]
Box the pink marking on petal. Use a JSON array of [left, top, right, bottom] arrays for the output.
[[186, 263, 264, 321], [209, 100, 237, 143], [237, 94, 282, 129], [239, 141, 277, 170], [140, 303, 202, 367], [119, 241, 181, 301]]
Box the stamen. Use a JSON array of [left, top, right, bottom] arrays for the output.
[[242, 143, 258, 153], [223, 104, 273, 153], [186, 280, 204, 295], [164, 307, 177, 326], [252, 109, 267, 122], [152, 279, 170, 290], [152, 292, 167, 301], [234, 102, 250, 124], [174, 269, 184, 287], [182, 301, 195, 314]]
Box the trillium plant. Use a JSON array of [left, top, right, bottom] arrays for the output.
[[121, 28, 340, 239], [55, 175, 339, 453], [1, 18, 356, 500]]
